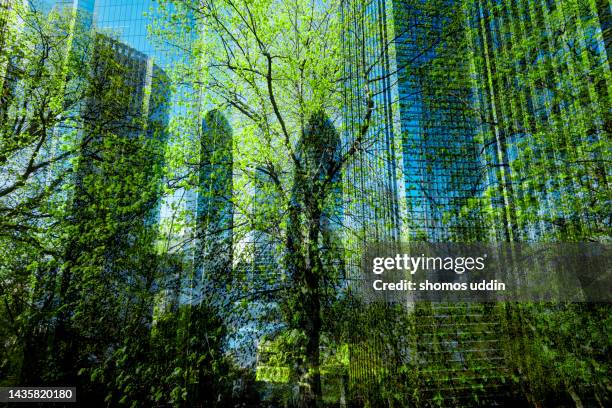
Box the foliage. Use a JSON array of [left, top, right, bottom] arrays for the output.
[[0, 0, 609, 407]]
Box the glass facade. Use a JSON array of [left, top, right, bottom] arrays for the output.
[[341, 0, 405, 289], [341, 0, 611, 404], [94, 0, 157, 60], [91, 1, 203, 276], [0, 0, 609, 405], [192, 110, 234, 305], [342, 1, 506, 404], [57, 0, 94, 13], [71, 33, 170, 270], [394, 0, 485, 243], [464, 0, 611, 242]]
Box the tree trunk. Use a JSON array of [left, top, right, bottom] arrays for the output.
[[295, 206, 323, 407], [298, 284, 322, 407], [568, 385, 584, 408]]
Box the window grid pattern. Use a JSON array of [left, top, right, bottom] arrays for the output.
[[465, 0, 611, 242]]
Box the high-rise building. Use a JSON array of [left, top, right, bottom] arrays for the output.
[[92, 1, 210, 309], [395, 0, 485, 243], [94, 0, 159, 59], [463, 0, 611, 242], [51, 0, 94, 16], [343, 0, 610, 404], [0, 0, 99, 202], [192, 109, 234, 305], [69, 33, 169, 272], [53, 34, 170, 382], [33, 0, 97, 190], [341, 0, 406, 260], [342, 0, 507, 405], [342, 0, 485, 245]]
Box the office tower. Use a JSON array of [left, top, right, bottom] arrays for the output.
[[0, 0, 99, 225], [460, 4, 611, 407], [52, 0, 94, 16], [341, 0, 489, 259], [342, 1, 506, 405], [70, 33, 169, 270], [290, 110, 345, 300], [341, 0, 406, 272], [394, 1, 485, 243], [0, 0, 98, 206], [92, 1, 177, 219], [48, 33, 169, 383], [1, 0, 95, 101], [342, 0, 484, 245], [343, 0, 612, 404], [192, 109, 234, 305], [93, 1, 207, 310], [463, 0, 611, 242], [29, 0, 97, 191], [295, 110, 344, 263], [93, 0, 197, 220], [75, 32, 170, 213], [397, 2, 505, 403], [252, 111, 345, 390]]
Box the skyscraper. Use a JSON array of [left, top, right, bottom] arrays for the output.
[[394, 0, 485, 243], [70, 33, 169, 268], [91, 1, 212, 310], [463, 0, 611, 242], [52, 0, 94, 16], [342, 1, 507, 405], [343, 0, 610, 404], [192, 109, 234, 305], [339, 0, 409, 326]]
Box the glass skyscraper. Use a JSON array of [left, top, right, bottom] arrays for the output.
[[342, 0, 506, 405], [32, 0, 196, 308], [89, 1, 214, 306], [464, 0, 611, 242], [342, 0, 610, 405], [394, 1, 485, 243], [37, 0, 171, 223], [69, 32, 170, 272], [340, 0, 406, 295], [193, 110, 234, 305], [55, 0, 94, 13]]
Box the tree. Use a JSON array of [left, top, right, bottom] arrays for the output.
[[0, 3, 173, 399], [150, 0, 514, 405], [151, 0, 393, 405], [284, 110, 343, 405], [1, 0, 607, 406], [0, 3, 109, 385]]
